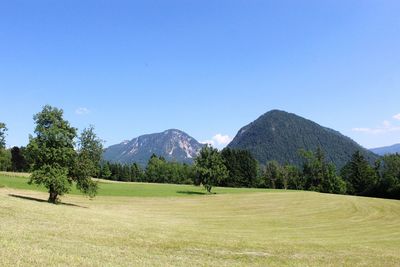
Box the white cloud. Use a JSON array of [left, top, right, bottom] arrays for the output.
[[212, 134, 232, 145], [352, 120, 400, 134], [393, 113, 400, 121], [383, 120, 391, 127], [75, 107, 90, 115], [201, 134, 232, 149]]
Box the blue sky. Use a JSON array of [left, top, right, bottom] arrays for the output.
[[1, 0, 400, 149]]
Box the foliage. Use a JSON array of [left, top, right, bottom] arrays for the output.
[[11, 146, 29, 172], [373, 154, 400, 199], [26, 105, 101, 203], [0, 123, 11, 171], [0, 149, 12, 171], [284, 164, 304, 190], [195, 145, 229, 193], [77, 125, 103, 177], [0, 122, 7, 149], [27, 106, 77, 203], [69, 126, 103, 197], [100, 163, 112, 179], [30, 165, 71, 201], [145, 154, 168, 183], [130, 163, 142, 182], [220, 148, 258, 187], [300, 148, 346, 194], [99, 156, 195, 185], [341, 151, 378, 195], [262, 161, 282, 189], [100, 162, 143, 182]]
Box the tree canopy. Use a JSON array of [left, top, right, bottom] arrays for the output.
[[27, 105, 101, 203], [195, 145, 229, 193], [0, 122, 7, 149], [0, 122, 11, 171], [220, 148, 258, 188], [341, 151, 377, 195]]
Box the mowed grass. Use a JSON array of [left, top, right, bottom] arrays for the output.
[[1, 173, 400, 266], [0, 172, 273, 197]]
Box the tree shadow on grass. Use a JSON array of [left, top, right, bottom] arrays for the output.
[[8, 194, 88, 208], [176, 190, 207, 195]]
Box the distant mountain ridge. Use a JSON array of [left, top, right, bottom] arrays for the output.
[[103, 129, 204, 166], [370, 144, 400, 156], [228, 110, 379, 168]]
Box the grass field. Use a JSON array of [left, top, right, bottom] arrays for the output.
[[1, 172, 400, 266], [0, 172, 273, 197]]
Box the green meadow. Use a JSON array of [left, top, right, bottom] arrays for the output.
[[0, 172, 271, 197], [1, 172, 399, 266]]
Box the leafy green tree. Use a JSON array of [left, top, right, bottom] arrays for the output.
[[320, 163, 347, 194], [130, 163, 142, 182], [11, 146, 28, 172], [179, 163, 196, 184], [280, 164, 296, 190], [0, 149, 11, 171], [375, 154, 400, 199], [101, 163, 112, 179], [300, 148, 325, 190], [99, 159, 194, 185], [145, 154, 167, 183], [263, 161, 281, 189], [0, 123, 11, 171], [195, 145, 229, 193], [285, 164, 304, 190], [300, 148, 346, 194], [341, 151, 377, 195], [27, 106, 77, 203], [0, 122, 7, 149], [71, 126, 103, 197], [110, 163, 123, 181], [120, 165, 131, 181], [27, 105, 100, 203], [77, 126, 103, 176], [220, 148, 258, 187]]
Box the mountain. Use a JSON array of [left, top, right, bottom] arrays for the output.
[[228, 110, 379, 168], [103, 129, 204, 165], [370, 144, 400, 156]]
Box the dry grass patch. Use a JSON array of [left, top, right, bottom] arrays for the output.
[[1, 187, 399, 266]]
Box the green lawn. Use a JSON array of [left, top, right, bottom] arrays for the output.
[[0, 172, 274, 197], [1, 172, 399, 266]]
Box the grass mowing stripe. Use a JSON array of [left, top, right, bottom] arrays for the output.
[[1, 187, 399, 266]]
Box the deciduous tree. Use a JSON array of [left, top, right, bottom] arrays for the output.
[[71, 126, 103, 197], [0, 122, 7, 149], [27, 105, 100, 203], [195, 145, 229, 193]]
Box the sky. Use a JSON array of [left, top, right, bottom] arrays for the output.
[[1, 0, 400, 149]]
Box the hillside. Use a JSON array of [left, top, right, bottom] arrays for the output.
[[370, 144, 400, 156], [228, 110, 379, 168], [1, 179, 399, 266], [103, 129, 204, 165]]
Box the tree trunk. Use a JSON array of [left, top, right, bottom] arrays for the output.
[[48, 189, 58, 204], [205, 184, 212, 193]]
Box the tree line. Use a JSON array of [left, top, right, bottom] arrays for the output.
[[1, 105, 399, 201], [94, 146, 400, 199], [98, 156, 196, 185]]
